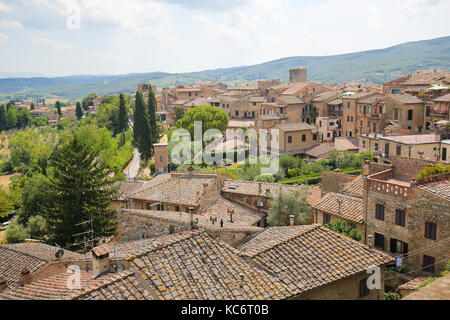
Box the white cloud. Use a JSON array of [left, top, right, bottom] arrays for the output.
[[0, 1, 11, 11], [0, 32, 8, 44], [32, 36, 75, 51], [0, 20, 24, 29]]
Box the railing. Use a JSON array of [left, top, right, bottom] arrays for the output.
[[367, 178, 410, 197]]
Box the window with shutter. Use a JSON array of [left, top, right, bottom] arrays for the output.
[[374, 233, 385, 250], [390, 238, 397, 253], [395, 209, 406, 227], [375, 204, 385, 221], [323, 214, 331, 224], [423, 255, 435, 273], [424, 222, 437, 240]]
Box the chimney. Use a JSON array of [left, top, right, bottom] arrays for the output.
[[367, 235, 374, 248], [91, 245, 112, 278], [228, 209, 234, 223], [189, 208, 195, 229], [239, 273, 245, 288], [20, 267, 32, 286], [0, 277, 7, 292], [258, 182, 262, 194], [362, 160, 370, 177], [289, 215, 295, 226]]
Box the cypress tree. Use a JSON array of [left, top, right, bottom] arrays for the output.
[[0, 105, 6, 132], [41, 134, 118, 249], [118, 93, 128, 133], [30, 103, 35, 111], [75, 101, 83, 120], [55, 101, 62, 116], [147, 88, 158, 143], [133, 91, 153, 163]]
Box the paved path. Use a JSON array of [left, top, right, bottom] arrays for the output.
[[125, 148, 140, 181]]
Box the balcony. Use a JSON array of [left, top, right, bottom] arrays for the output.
[[367, 170, 412, 198]]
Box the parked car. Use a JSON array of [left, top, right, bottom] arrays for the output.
[[1, 221, 10, 229]]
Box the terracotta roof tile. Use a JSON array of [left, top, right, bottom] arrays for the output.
[[241, 225, 394, 292], [342, 175, 364, 198], [313, 192, 364, 224], [201, 197, 264, 226], [126, 231, 299, 299], [418, 179, 450, 201]]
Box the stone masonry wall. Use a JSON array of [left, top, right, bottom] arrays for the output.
[[321, 172, 356, 197]]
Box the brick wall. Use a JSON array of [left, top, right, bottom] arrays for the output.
[[392, 156, 440, 181]]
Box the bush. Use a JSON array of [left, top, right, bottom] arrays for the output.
[[27, 215, 48, 240], [5, 217, 29, 243], [287, 167, 301, 178], [254, 174, 275, 183]]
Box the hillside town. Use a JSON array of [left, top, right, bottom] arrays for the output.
[[0, 67, 449, 302]]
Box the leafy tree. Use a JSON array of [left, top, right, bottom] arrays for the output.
[[147, 88, 158, 143], [81, 93, 98, 111], [325, 220, 362, 241], [254, 174, 275, 183], [57, 118, 71, 130], [75, 101, 83, 120], [97, 103, 120, 134], [9, 130, 52, 172], [118, 93, 129, 133], [40, 133, 118, 248], [267, 186, 313, 226], [17, 174, 50, 224], [5, 105, 18, 129], [172, 106, 185, 123], [27, 215, 48, 240], [5, 217, 29, 243], [0, 188, 13, 218], [133, 91, 153, 163], [18, 108, 32, 128], [32, 117, 48, 127], [176, 105, 229, 139]]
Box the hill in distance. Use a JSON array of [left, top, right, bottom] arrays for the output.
[[1, 36, 449, 101]]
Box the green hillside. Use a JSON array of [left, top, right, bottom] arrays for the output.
[[1, 36, 449, 101]]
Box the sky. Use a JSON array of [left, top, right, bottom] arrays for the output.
[[0, 0, 449, 77]]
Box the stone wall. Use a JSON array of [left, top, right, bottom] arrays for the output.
[[366, 184, 450, 275], [321, 171, 356, 197], [392, 156, 439, 181], [117, 209, 263, 246], [295, 269, 385, 300]]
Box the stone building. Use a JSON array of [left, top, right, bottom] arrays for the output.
[[385, 94, 425, 133], [358, 133, 448, 163], [364, 157, 450, 275], [356, 95, 386, 135], [342, 91, 377, 138]]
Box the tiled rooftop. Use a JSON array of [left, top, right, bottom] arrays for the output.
[[70, 271, 154, 300], [128, 175, 216, 206], [201, 197, 264, 226], [388, 93, 423, 104], [418, 179, 450, 201], [222, 179, 305, 198], [0, 243, 84, 289], [241, 225, 394, 292], [313, 192, 364, 224], [342, 175, 364, 198], [276, 122, 315, 132], [403, 273, 450, 300], [126, 230, 297, 300]]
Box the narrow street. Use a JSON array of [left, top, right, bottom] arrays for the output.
[[125, 148, 140, 181]]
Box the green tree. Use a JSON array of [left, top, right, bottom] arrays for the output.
[[55, 101, 62, 116], [325, 220, 362, 241], [75, 101, 83, 120], [30, 103, 35, 111], [17, 174, 50, 224], [5, 217, 29, 243], [176, 105, 229, 139], [0, 188, 13, 218], [147, 88, 158, 143], [118, 93, 129, 133], [172, 106, 185, 123], [27, 215, 48, 240], [0, 104, 6, 131], [5, 105, 18, 129], [40, 133, 118, 248], [81, 93, 98, 111], [267, 186, 313, 226], [97, 103, 120, 135], [18, 108, 32, 129], [133, 91, 153, 163]]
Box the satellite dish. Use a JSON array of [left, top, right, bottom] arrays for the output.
[[55, 249, 64, 259]]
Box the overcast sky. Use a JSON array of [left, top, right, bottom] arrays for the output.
[[0, 0, 449, 77]]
